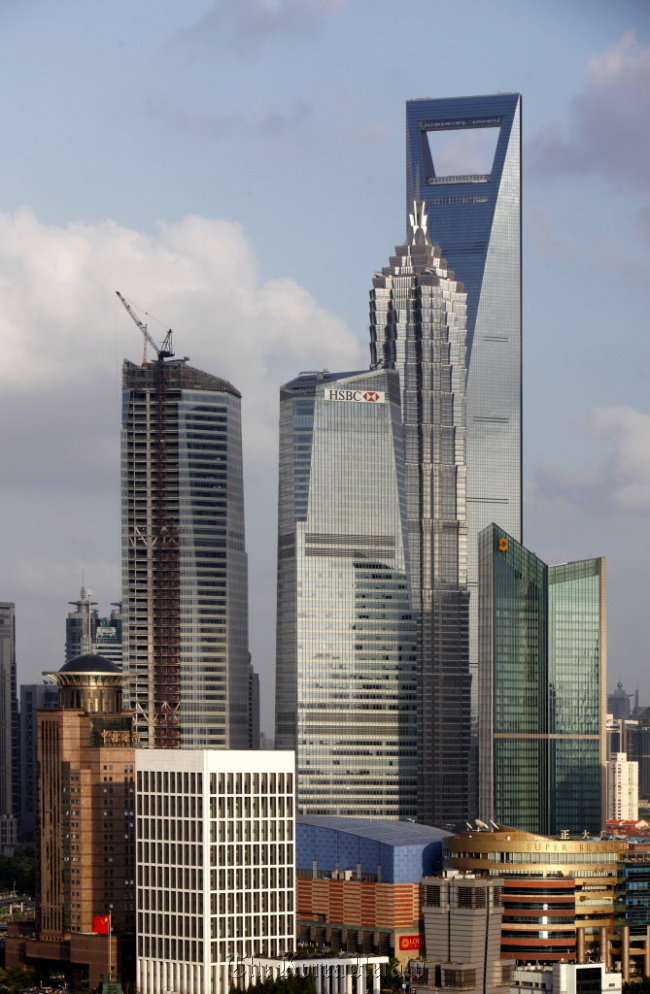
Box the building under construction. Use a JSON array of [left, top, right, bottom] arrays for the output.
[[121, 354, 251, 749]]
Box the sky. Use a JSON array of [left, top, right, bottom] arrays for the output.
[[0, 0, 649, 732]]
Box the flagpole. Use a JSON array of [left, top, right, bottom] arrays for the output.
[[108, 912, 112, 986]]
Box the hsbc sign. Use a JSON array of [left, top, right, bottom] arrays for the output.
[[324, 389, 385, 404]]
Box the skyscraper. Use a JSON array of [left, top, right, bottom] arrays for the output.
[[370, 202, 470, 826], [66, 587, 99, 662], [66, 588, 122, 667], [92, 603, 123, 669], [478, 524, 605, 835], [607, 753, 638, 821], [18, 682, 58, 842], [406, 96, 522, 793], [0, 603, 18, 851], [275, 368, 417, 817], [121, 358, 249, 749]]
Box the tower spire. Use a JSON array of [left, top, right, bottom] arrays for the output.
[[408, 200, 429, 244]]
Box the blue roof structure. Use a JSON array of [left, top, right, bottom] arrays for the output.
[[297, 817, 451, 884]]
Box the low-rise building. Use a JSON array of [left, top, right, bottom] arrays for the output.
[[446, 827, 628, 962], [296, 816, 449, 962], [244, 956, 390, 994], [415, 873, 514, 994], [510, 963, 621, 994]]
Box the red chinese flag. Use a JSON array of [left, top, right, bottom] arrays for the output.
[[92, 915, 110, 935]]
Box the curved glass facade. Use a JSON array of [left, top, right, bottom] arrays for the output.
[[121, 360, 249, 749], [406, 96, 522, 815]]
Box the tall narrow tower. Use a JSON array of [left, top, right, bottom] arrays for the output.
[[0, 603, 17, 850], [11, 655, 136, 987], [478, 525, 605, 836], [370, 203, 470, 826], [406, 96, 522, 780], [121, 358, 249, 749], [275, 368, 417, 816]]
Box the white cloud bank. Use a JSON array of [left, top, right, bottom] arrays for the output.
[[0, 208, 364, 695], [0, 207, 363, 460], [589, 406, 650, 512], [531, 405, 650, 515], [528, 32, 650, 243]]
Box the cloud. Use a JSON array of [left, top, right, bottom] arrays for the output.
[[589, 406, 650, 511], [0, 207, 361, 448], [175, 0, 346, 53], [0, 208, 364, 691], [531, 405, 650, 514], [147, 94, 312, 143], [528, 31, 650, 192]]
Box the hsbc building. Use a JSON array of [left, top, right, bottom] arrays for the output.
[[324, 389, 385, 404], [275, 368, 417, 819]]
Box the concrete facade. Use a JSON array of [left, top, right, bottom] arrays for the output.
[[417, 874, 514, 994], [136, 749, 295, 994], [510, 962, 621, 994], [607, 753, 639, 821]]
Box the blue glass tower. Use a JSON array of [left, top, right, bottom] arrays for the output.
[[406, 96, 522, 817], [478, 525, 606, 836], [407, 94, 522, 666]]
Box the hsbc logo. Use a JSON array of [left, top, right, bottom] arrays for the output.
[[324, 389, 385, 404]]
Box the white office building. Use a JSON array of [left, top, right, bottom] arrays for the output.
[[607, 751, 639, 821], [136, 749, 296, 994], [511, 962, 621, 994]]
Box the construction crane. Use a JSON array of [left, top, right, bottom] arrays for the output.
[[115, 290, 174, 365], [116, 288, 181, 748]]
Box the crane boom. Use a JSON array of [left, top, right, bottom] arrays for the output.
[[115, 290, 174, 363]]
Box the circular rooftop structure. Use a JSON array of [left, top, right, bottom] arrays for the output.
[[59, 653, 120, 674]]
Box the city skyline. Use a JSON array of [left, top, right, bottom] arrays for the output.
[[0, 2, 648, 732]]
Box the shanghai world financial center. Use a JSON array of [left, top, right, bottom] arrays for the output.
[[277, 94, 528, 824]]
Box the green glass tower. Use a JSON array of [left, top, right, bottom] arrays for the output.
[[478, 525, 605, 835]]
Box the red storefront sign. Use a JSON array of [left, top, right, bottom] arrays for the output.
[[398, 935, 421, 951]]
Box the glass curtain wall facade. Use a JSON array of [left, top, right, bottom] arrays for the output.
[[549, 560, 606, 833], [122, 359, 249, 749], [275, 369, 417, 817], [370, 202, 470, 826], [406, 96, 522, 804], [478, 524, 605, 835]]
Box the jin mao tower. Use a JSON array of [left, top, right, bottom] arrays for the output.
[[370, 203, 470, 825]]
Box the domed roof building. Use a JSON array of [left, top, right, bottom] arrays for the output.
[[59, 653, 120, 674], [3, 654, 137, 986], [45, 653, 126, 714]]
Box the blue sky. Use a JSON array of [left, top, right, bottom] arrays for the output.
[[0, 0, 649, 729]]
